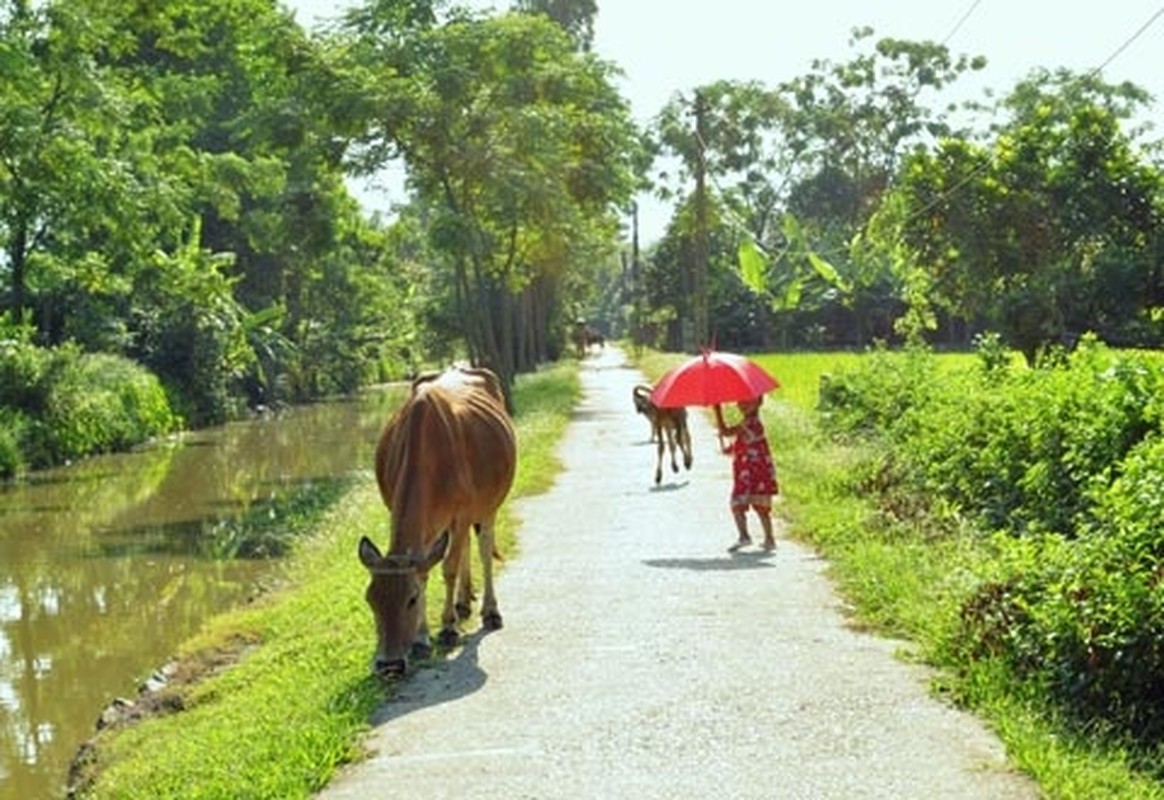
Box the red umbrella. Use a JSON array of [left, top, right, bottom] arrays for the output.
[[649, 349, 779, 408]]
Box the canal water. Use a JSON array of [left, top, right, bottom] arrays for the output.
[[0, 386, 404, 799]]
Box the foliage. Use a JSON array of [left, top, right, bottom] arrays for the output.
[[0, 0, 418, 427], [816, 342, 937, 437], [818, 338, 1164, 774], [0, 339, 178, 475], [649, 29, 985, 350], [642, 202, 775, 350], [886, 70, 1164, 363], [346, 6, 641, 396], [0, 406, 27, 477], [512, 0, 597, 52]]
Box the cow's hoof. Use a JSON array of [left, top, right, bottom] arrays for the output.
[[373, 657, 407, 679], [437, 628, 460, 648], [410, 641, 433, 661], [483, 611, 503, 631]]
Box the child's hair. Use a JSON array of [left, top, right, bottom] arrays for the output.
[[739, 396, 763, 414]]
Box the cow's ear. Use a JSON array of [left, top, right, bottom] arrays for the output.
[[421, 530, 451, 570], [358, 536, 383, 569]]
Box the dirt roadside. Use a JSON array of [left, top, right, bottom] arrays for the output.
[[317, 346, 1040, 800]]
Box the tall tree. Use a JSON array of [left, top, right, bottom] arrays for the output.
[[346, 7, 638, 402], [886, 70, 1163, 363]]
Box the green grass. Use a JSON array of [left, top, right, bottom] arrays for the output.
[[634, 345, 1164, 800], [76, 362, 581, 800]]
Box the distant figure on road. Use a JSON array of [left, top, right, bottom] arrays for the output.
[[716, 396, 778, 553]]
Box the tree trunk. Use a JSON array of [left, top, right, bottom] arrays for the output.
[[8, 224, 28, 326]]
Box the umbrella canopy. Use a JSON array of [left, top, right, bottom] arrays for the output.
[[650, 350, 779, 408]]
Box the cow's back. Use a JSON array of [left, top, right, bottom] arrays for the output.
[[374, 367, 516, 545]]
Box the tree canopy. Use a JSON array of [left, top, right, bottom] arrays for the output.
[[3, 0, 1163, 446]]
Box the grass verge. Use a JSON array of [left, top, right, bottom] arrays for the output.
[[72, 362, 580, 799]]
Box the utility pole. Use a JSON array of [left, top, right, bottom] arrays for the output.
[[692, 89, 710, 350], [631, 201, 642, 354]]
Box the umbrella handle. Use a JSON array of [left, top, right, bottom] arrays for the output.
[[713, 404, 728, 453]]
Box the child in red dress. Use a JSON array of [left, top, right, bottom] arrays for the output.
[[716, 396, 778, 552]]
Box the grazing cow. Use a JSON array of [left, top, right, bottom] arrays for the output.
[[358, 365, 516, 678], [632, 383, 693, 484]]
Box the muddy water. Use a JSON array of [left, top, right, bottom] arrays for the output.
[[0, 386, 404, 800]]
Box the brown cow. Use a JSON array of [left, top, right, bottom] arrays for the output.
[[632, 383, 693, 484], [358, 365, 516, 677]]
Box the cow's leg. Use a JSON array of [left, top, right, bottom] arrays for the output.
[[437, 524, 469, 648], [409, 530, 452, 662], [477, 515, 503, 631], [680, 422, 693, 470], [455, 525, 477, 621], [654, 435, 665, 484], [666, 425, 680, 473], [411, 572, 433, 660]]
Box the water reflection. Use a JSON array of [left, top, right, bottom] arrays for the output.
[[0, 386, 404, 799]]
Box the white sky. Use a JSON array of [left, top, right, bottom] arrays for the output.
[[285, 1, 1164, 243]]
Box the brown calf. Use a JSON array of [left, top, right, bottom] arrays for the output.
[[632, 383, 694, 484]]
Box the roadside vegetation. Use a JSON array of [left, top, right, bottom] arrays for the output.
[[639, 341, 1164, 799], [69, 362, 580, 799], [0, 339, 179, 478]]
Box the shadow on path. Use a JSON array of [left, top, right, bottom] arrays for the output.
[[368, 629, 492, 727], [643, 551, 776, 572]]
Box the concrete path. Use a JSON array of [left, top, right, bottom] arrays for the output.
[[318, 346, 1039, 799]]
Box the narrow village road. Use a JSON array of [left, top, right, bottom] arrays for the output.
[[318, 346, 1039, 800]]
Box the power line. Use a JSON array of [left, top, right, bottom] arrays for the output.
[[940, 0, 983, 46], [1093, 6, 1164, 75]]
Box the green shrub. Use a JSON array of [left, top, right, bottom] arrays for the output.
[[827, 337, 1164, 538], [958, 521, 1164, 753], [1, 343, 179, 470], [817, 344, 937, 436], [826, 337, 1164, 756], [0, 337, 52, 411], [39, 353, 178, 464], [0, 407, 28, 478]]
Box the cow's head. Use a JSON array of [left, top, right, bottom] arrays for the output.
[[358, 531, 450, 677]]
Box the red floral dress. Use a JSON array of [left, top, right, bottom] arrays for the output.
[[729, 414, 778, 508]]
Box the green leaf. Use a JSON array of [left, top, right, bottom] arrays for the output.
[[777, 277, 803, 310], [807, 251, 851, 293], [737, 237, 769, 294]]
